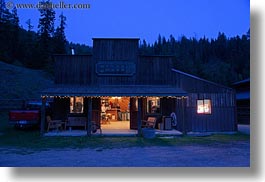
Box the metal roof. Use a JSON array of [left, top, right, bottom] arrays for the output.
[[232, 78, 250, 85], [42, 85, 187, 97], [172, 68, 234, 90], [236, 91, 250, 100]]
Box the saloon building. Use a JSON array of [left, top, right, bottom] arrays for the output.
[[41, 38, 237, 136]]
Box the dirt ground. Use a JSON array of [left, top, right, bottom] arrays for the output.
[[0, 140, 250, 167]]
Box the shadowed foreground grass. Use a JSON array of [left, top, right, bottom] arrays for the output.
[[0, 111, 249, 150], [0, 130, 250, 151]]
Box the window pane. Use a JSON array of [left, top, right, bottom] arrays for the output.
[[204, 99, 211, 114], [70, 97, 84, 113], [147, 97, 160, 113], [197, 100, 204, 114]]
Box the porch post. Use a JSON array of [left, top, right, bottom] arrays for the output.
[[137, 98, 142, 137], [87, 97, 92, 137], [40, 96, 46, 136], [181, 96, 187, 135]]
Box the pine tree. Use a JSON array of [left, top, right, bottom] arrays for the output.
[[0, 1, 20, 63], [246, 29, 250, 40], [53, 12, 67, 54], [0, 0, 10, 61], [36, 0, 56, 69], [22, 19, 36, 68], [0, 0, 9, 23], [10, 7, 20, 60], [38, 1, 55, 38], [26, 19, 34, 32]]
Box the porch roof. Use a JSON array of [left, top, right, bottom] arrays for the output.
[[42, 85, 187, 97]]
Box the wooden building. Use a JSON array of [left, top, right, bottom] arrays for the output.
[[231, 78, 250, 124], [41, 38, 237, 136]]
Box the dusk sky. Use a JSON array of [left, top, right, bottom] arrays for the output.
[[14, 0, 250, 46]]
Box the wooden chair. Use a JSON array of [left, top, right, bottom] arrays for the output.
[[46, 116, 62, 132], [142, 117, 157, 129], [66, 117, 87, 130]]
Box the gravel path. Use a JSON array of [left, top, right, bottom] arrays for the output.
[[0, 141, 250, 167]]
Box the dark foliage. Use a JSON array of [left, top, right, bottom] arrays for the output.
[[0, 0, 91, 73], [139, 32, 250, 86], [53, 12, 67, 54]]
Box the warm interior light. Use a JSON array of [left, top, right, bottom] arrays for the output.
[[197, 99, 211, 114], [70, 97, 84, 113], [204, 100, 211, 114], [197, 105, 204, 114], [204, 104, 209, 112]]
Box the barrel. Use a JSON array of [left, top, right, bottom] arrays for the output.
[[142, 128, 156, 139]]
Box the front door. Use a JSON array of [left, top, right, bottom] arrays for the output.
[[100, 97, 130, 130]]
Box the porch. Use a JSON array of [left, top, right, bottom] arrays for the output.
[[41, 85, 188, 137], [44, 121, 183, 137], [44, 129, 183, 137]]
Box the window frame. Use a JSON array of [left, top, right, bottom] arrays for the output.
[[70, 96, 84, 114], [147, 97, 161, 114], [197, 99, 212, 115]]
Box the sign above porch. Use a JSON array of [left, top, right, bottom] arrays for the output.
[[96, 61, 136, 76]]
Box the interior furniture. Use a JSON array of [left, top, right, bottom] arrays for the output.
[[46, 116, 62, 132], [66, 116, 87, 130], [142, 117, 157, 129]]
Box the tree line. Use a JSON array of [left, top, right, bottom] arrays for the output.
[[139, 32, 250, 86], [0, 0, 91, 72]]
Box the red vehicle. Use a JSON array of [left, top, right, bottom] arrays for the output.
[[9, 101, 51, 129]]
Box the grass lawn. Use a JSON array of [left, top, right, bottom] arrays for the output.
[[0, 111, 250, 151], [0, 61, 53, 100]]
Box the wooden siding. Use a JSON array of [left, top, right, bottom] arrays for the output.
[[136, 56, 176, 85], [93, 39, 137, 84], [93, 38, 139, 61], [232, 79, 250, 124], [173, 70, 233, 93], [54, 55, 177, 86], [54, 40, 177, 86], [236, 100, 250, 124], [55, 55, 94, 85], [175, 98, 190, 132], [184, 93, 237, 132], [186, 107, 236, 132]]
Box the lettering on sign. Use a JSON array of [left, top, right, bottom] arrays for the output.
[[96, 61, 136, 76]]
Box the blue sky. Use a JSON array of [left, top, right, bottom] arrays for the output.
[[14, 0, 250, 46]]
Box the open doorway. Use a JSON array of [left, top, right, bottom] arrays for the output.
[[100, 97, 130, 130]]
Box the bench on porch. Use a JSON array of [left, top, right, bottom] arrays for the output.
[[66, 117, 87, 130], [142, 117, 157, 129]]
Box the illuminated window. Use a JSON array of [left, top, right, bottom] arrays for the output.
[[70, 97, 84, 113], [197, 100, 204, 114], [197, 99, 211, 114], [147, 97, 160, 113]]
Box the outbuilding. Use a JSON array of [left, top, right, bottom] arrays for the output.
[[41, 38, 237, 136], [231, 78, 250, 124]]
